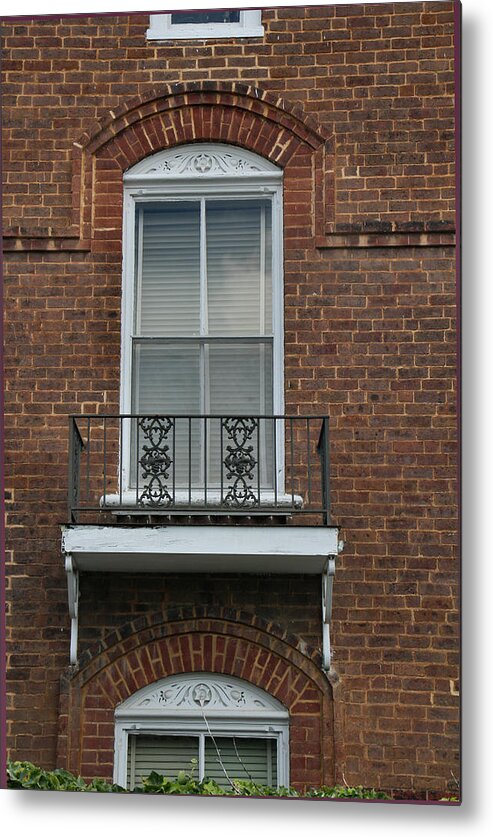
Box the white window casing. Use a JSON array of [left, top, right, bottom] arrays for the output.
[[121, 143, 284, 498], [114, 672, 290, 789], [146, 10, 264, 41]]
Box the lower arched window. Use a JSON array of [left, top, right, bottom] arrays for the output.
[[114, 672, 289, 789]]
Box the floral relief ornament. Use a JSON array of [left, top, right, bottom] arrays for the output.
[[136, 677, 261, 710], [143, 149, 265, 178], [192, 683, 212, 707]]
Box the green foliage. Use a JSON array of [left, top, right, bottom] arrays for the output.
[[305, 785, 389, 799], [228, 779, 299, 797], [137, 769, 223, 795], [7, 759, 389, 799], [7, 761, 126, 793]]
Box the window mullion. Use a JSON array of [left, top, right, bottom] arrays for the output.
[[259, 206, 267, 483], [200, 198, 210, 416], [134, 207, 144, 337], [200, 197, 208, 339], [200, 199, 211, 492], [128, 734, 136, 790], [266, 738, 272, 787], [132, 208, 145, 422], [198, 733, 205, 781], [259, 204, 266, 337], [130, 205, 144, 424]]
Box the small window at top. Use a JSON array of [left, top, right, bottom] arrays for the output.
[[146, 10, 264, 40], [170, 11, 241, 25]]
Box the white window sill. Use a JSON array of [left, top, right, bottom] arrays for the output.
[[100, 490, 303, 512], [146, 26, 265, 40]]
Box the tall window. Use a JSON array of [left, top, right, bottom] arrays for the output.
[[121, 144, 283, 495], [114, 673, 290, 789]]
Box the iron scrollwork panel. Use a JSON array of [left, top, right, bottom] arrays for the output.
[[137, 417, 174, 507], [222, 417, 259, 508]]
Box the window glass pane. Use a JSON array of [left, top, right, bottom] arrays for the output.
[[127, 735, 199, 789], [206, 200, 272, 337], [170, 11, 241, 25], [207, 341, 273, 489], [132, 342, 201, 415], [131, 342, 202, 487], [136, 202, 201, 337], [204, 737, 278, 789], [131, 340, 274, 491], [208, 341, 272, 415]]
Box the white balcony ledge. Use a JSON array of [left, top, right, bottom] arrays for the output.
[[61, 524, 338, 574]]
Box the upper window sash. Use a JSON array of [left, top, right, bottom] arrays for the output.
[[146, 10, 264, 40], [133, 198, 273, 339]]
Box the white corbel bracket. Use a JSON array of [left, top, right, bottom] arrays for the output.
[[65, 554, 79, 665], [321, 556, 336, 671]]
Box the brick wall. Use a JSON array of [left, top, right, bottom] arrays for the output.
[[3, 3, 459, 798], [3, 3, 455, 235]]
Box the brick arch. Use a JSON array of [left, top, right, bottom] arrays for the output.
[[57, 609, 335, 790], [72, 81, 334, 245], [76, 81, 329, 154], [74, 605, 324, 676]]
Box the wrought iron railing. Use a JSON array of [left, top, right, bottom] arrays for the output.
[[68, 414, 331, 525]]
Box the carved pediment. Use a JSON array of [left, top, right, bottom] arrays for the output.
[[117, 673, 288, 716], [124, 143, 282, 181]]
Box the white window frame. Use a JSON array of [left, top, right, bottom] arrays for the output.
[[114, 672, 290, 788], [120, 143, 284, 498], [146, 10, 264, 40]]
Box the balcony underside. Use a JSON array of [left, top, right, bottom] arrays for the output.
[[62, 525, 340, 668], [61, 524, 339, 574]]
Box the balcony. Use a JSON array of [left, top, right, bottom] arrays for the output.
[[64, 413, 340, 666], [68, 414, 331, 526]]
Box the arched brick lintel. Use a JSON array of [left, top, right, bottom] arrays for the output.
[[57, 610, 335, 789], [73, 83, 335, 243], [99, 101, 314, 173], [76, 81, 331, 155], [66, 606, 330, 692]]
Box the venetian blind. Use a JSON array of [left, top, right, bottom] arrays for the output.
[[126, 734, 278, 790], [204, 736, 277, 788], [137, 202, 201, 337], [127, 734, 199, 790], [206, 201, 272, 337]]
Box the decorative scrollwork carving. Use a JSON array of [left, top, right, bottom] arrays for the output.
[[137, 417, 174, 507], [222, 417, 259, 508], [147, 150, 265, 177], [135, 677, 257, 712]]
